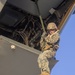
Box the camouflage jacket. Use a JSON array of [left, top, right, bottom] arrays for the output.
[[40, 30, 60, 51]]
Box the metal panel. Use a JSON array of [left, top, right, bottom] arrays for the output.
[[7, 0, 63, 19], [58, 3, 75, 32], [0, 35, 58, 75]]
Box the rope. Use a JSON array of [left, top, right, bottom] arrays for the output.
[[39, 15, 46, 32], [35, 1, 46, 32]]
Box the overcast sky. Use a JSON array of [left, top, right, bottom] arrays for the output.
[[51, 14, 75, 75]]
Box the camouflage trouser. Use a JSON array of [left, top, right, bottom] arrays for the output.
[[37, 49, 56, 73]]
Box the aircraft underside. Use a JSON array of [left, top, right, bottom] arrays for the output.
[[0, 0, 74, 50]]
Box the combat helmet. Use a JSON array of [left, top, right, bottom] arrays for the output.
[[47, 22, 57, 30]]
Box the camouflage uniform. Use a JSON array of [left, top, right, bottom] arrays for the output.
[[37, 22, 60, 75]]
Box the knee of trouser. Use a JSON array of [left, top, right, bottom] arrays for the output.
[[44, 50, 55, 58]]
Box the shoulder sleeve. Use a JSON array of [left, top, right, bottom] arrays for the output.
[[50, 30, 60, 43]]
